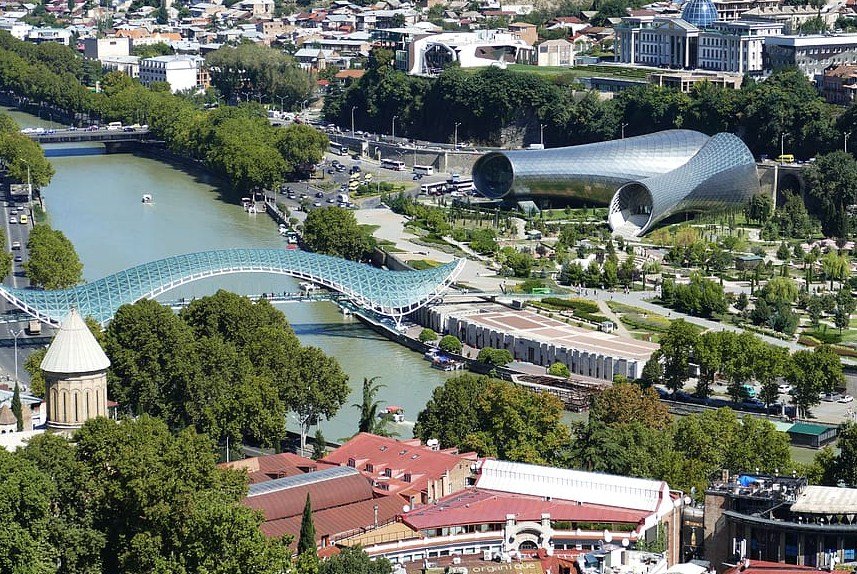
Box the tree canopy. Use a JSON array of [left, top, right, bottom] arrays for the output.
[[413, 374, 571, 465], [301, 207, 375, 261], [24, 224, 84, 289]]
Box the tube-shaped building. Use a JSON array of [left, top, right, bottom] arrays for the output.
[[607, 133, 759, 236], [471, 130, 710, 203], [471, 129, 760, 236]]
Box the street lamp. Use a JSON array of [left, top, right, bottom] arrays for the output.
[[540, 123, 546, 147], [621, 122, 628, 139], [9, 328, 23, 384], [846, 131, 852, 154], [780, 132, 786, 159], [277, 96, 286, 114], [351, 106, 357, 137], [392, 115, 398, 142], [453, 121, 461, 149], [21, 159, 31, 205]]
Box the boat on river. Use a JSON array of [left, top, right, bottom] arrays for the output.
[[379, 406, 405, 423], [141, 194, 153, 204]]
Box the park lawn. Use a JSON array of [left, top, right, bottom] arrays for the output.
[[409, 259, 442, 270], [505, 64, 654, 81]]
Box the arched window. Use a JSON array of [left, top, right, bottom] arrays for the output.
[[74, 392, 79, 422], [96, 389, 100, 415], [85, 391, 90, 419], [62, 391, 68, 422], [51, 388, 58, 422]]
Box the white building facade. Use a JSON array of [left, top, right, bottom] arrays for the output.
[[765, 34, 857, 78], [407, 30, 534, 76], [139, 55, 205, 93]]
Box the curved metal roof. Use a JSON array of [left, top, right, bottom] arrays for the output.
[[0, 249, 465, 326], [609, 132, 759, 236]]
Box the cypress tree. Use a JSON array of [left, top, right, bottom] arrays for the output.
[[11, 381, 23, 432], [297, 493, 316, 556]]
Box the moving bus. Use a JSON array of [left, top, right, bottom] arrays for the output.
[[447, 177, 475, 193], [420, 181, 446, 196], [413, 164, 434, 176], [381, 159, 406, 171]]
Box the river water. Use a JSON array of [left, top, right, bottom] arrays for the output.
[[4, 106, 451, 441]]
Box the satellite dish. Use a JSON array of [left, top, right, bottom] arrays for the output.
[[402, 505, 411, 513]]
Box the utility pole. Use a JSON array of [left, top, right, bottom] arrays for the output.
[[392, 115, 398, 142], [780, 132, 786, 159], [454, 122, 461, 149], [621, 122, 628, 139], [846, 131, 851, 154], [351, 106, 357, 137], [540, 123, 546, 147], [9, 328, 23, 384]]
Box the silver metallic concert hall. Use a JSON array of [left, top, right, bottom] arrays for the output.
[[471, 129, 760, 236]]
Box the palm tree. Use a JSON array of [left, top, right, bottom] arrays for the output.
[[353, 377, 395, 436]]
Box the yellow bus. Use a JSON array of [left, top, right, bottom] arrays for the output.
[[776, 154, 795, 164], [19, 214, 28, 224]]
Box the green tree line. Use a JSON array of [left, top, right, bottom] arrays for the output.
[[324, 53, 843, 160], [0, 31, 326, 194]]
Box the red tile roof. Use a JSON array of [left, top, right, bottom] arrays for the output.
[[321, 433, 476, 500], [335, 69, 365, 79], [244, 470, 373, 521], [260, 492, 405, 543], [401, 488, 649, 531], [221, 452, 335, 484], [724, 561, 818, 574], [554, 16, 582, 23]]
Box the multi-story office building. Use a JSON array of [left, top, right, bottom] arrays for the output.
[[139, 55, 206, 93], [820, 64, 857, 105], [712, 0, 777, 22], [615, 13, 781, 74], [765, 34, 857, 79]]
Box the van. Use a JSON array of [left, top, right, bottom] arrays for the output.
[[526, 143, 545, 150], [741, 384, 757, 399], [19, 214, 28, 224], [107, 121, 122, 131], [776, 154, 795, 164]]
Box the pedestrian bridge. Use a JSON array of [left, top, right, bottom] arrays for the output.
[[26, 128, 154, 145], [0, 249, 465, 326]]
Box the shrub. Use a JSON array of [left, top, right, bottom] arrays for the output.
[[439, 335, 463, 354], [419, 328, 438, 343], [548, 362, 570, 377], [477, 347, 513, 367]]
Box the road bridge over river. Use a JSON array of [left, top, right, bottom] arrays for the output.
[[25, 127, 156, 145]]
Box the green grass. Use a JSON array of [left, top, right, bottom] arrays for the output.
[[506, 64, 654, 81], [607, 301, 704, 336], [408, 259, 441, 270]]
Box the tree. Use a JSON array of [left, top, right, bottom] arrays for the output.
[[807, 295, 824, 328], [302, 207, 375, 261], [353, 376, 393, 436], [547, 362, 570, 377], [822, 251, 850, 289], [476, 347, 513, 367], [787, 346, 843, 418], [754, 344, 789, 407], [805, 151, 857, 238], [589, 381, 670, 430], [418, 328, 438, 343], [319, 546, 392, 574], [834, 423, 857, 487], [639, 351, 663, 388], [745, 194, 774, 224], [568, 419, 627, 473], [298, 493, 317, 556], [659, 320, 697, 394], [413, 374, 570, 465], [277, 123, 329, 173], [777, 242, 792, 261], [759, 276, 798, 304], [694, 332, 721, 399], [11, 381, 22, 431], [312, 428, 327, 461], [24, 224, 84, 289], [438, 335, 462, 354], [287, 346, 350, 455]]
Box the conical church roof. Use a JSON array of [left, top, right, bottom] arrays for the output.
[[40, 310, 110, 374]]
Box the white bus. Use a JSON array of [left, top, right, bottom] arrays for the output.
[[420, 181, 447, 196], [447, 177, 475, 193], [381, 159, 406, 171], [413, 164, 434, 176]]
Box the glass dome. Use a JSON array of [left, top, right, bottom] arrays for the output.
[[681, 0, 717, 27]]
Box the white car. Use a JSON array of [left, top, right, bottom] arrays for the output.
[[11, 241, 20, 250], [8, 216, 17, 224], [838, 395, 854, 404], [778, 384, 792, 394]]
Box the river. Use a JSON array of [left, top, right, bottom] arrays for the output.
[[3, 106, 452, 442]]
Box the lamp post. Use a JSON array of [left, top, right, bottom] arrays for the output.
[[780, 132, 786, 159], [846, 131, 852, 154], [540, 123, 546, 147], [392, 115, 398, 142], [454, 121, 461, 149], [621, 122, 628, 139], [9, 328, 23, 384], [277, 96, 286, 114], [351, 106, 357, 137], [21, 159, 31, 206]]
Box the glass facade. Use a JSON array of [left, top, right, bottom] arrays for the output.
[[681, 0, 718, 28], [609, 132, 760, 236], [472, 129, 710, 203], [0, 249, 465, 325]]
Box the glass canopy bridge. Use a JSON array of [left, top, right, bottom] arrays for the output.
[[0, 249, 466, 326]]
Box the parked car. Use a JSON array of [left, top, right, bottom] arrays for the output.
[[778, 384, 792, 394], [315, 191, 324, 198], [838, 395, 854, 404]]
